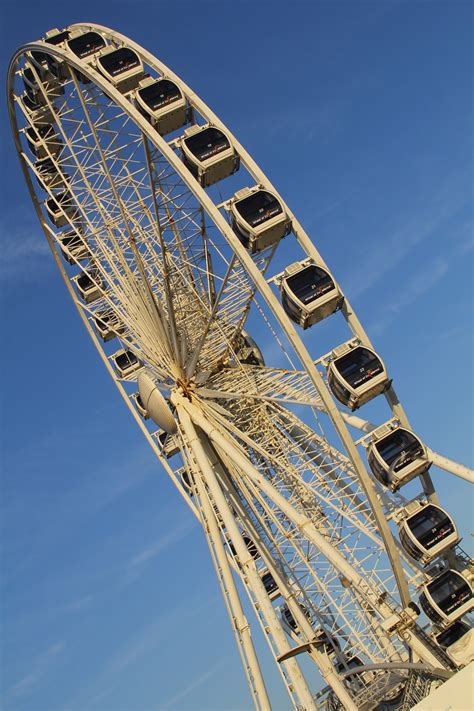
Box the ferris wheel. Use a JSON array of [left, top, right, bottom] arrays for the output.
[[8, 23, 474, 710]]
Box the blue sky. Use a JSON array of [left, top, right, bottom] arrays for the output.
[[1, 1, 473, 709]]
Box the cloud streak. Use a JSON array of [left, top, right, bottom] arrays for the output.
[[120, 518, 198, 586], [67, 594, 221, 711], [368, 229, 473, 335], [343, 173, 471, 301], [9, 641, 65, 699], [0, 228, 52, 283], [159, 659, 227, 709]]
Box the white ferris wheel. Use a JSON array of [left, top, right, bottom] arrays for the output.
[[8, 22, 474, 710]]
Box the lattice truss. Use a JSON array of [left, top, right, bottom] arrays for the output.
[[18, 63, 274, 386], [186, 391, 420, 659]]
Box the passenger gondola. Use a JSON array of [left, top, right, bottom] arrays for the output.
[[94, 309, 123, 342], [336, 656, 364, 674], [236, 331, 265, 367], [45, 191, 78, 228], [435, 620, 471, 650], [282, 604, 298, 632], [367, 424, 431, 490], [437, 621, 474, 666], [35, 157, 68, 190], [313, 629, 340, 656], [281, 603, 312, 633], [112, 349, 141, 379], [22, 66, 40, 103], [66, 30, 107, 83], [243, 535, 260, 560], [43, 28, 71, 80], [419, 570, 473, 624], [75, 271, 102, 303], [96, 47, 144, 93], [261, 570, 280, 600], [22, 64, 64, 103], [20, 92, 54, 125], [44, 28, 70, 46], [336, 656, 374, 690], [28, 51, 49, 77], [59, 231, 89, 264], [135, 77, 187, 135], [230, 186, 292, 253], [133, 392, 149, 419], [68, 30, 106, 60], [280, 259, 344, 328], [26, 124, 61, 160], [228, 535, 261, 561], [398, 502, 459, 564], [181, 469, 194, 496], [161, 434, 180, 459], [327, 342, 391, 410], [180, 124, 239, 187]]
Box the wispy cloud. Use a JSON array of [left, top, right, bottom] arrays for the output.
[[159, 659, 227, 709], [127, 520, 196, 569], [368, 229, 474, 335], [9, 641, 65, 699], [0, 228, 52, 283], [343, 174, 471, 300], [1, 446, 157, 588], [67, 594, 221, 710], [121, 518, 197, 586], [58, 594, 94, 614]]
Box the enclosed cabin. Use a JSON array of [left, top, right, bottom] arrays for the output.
[[45, 191, 78, 228], [28, 50, 50, 78], [135, 76, 187, 136], [96, 46, 144, 94], [180, 124, 239, 187], [336, 655, 364, 673], [132, 392, 149, 419], [280, 603, 312, 633], [112, 349, 142, 379], [94, 309, 124, 342], [59, 231, 89, 264], [313, 629, 341, 657], [436, 620, 471, 649], [281, 604, 298, 632], [180, 469, 195, 497], [149, 427, 178, 458], [26, 124, 61, 160], [22, 66, 42, 103], [67, 30, 106, 82], [153, 429, 180, 459], [327, 341, 391, 410], [235, 331, 265, 367], [75, 270, 102, 303], [243, 535, 260, 560], [20, 92, 54, 125], [230, 186, 292, 253], [35, 157, 68, 190], [367, 424, 431, 490], [42, 29, 72, 81], [398, 501, 458, 564], [227, 534, 260, 561], [419, 570, 473, 624], [261, 570, 280, 601], [280, 259, 344, 329], [336, 656, 373, 691], [436, 620, 473, 666], [22, 62, 64, 104]]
